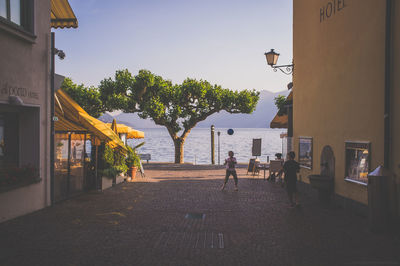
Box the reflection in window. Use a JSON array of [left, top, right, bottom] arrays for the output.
[[0, 0, 6, 19], [10, 0, 20, 25], [0, 0, 33, 33], [0, 115, 4, 160], [345, 142, 370, 184]]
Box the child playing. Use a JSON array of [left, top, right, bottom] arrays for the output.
[[221, 151, 238, 191], [283, 151, 300, 207]]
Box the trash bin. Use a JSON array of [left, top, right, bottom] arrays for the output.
[[368, 165, 390, 232]]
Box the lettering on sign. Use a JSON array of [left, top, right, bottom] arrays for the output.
[[320, 0, 346, 23], [0, 82, 39, 100]]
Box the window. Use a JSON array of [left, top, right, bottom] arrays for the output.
[[299, 137, 313, 169], [0, 113, 19, 168], [345, 142, 370, 184], [0, 116, 4, 166], [0, 0, 34, 33]]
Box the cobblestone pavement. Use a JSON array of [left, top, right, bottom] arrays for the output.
[[0, 165, 399, 266]]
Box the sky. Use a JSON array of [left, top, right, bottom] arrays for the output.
[[54, 0, 292, 93]]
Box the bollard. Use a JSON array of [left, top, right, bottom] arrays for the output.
[[217, 131, 221, 165], [368, 165, 390, 232], [211, 125, 215, 165]]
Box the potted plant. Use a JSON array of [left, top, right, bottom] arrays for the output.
[[125, 146, 141, 182], [113, 151, 128, 184], [98, 144, 116, 190]]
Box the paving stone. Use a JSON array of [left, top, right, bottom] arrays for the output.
[[0, 166, 399, 266]]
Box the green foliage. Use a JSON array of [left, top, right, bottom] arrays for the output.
[[98, 144, 128, 178], [274, 95, 287, 116], [103, 144, 114, 168], [125, 146, 141, 168], [61, 78, 105, 118], [114, 150, 128, 173], [99, 69, 260, 163]]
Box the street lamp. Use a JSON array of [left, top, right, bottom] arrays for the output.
[[264, 49, 294, 75]]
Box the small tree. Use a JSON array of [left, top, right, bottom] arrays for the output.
[[61, 78, 105, 118], [99, 69, 260, 163], [274, 95, 287, 116]]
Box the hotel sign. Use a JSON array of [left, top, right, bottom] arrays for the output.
[[0, 82, 39, 100], [320, 0, 346, 23]]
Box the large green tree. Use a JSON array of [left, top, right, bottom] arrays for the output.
[[99, 69, 260, 163], [61, 78, 104, 118]]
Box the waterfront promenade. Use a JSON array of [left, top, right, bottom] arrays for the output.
[[0, 164, 399, 266]]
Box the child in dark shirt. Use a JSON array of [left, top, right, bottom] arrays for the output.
[[221, 151, 238, 191], [283, 151, 300, 207]]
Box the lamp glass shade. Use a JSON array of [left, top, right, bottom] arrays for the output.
[[265, 49, 279, 66]]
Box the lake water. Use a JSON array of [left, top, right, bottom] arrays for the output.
[[128, 128, 286, 164]]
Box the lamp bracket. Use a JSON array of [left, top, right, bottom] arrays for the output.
[[272, 64, 294, 75]]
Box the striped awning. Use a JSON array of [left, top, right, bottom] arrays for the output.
[[270, 114, 288, 129], [55, 89, 127, 153], [51, 0, 78, 29], [105, 123, 145, 139]]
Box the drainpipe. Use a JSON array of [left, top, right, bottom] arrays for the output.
[[384, 0, 392, 168], [50, 32, 55, 205]]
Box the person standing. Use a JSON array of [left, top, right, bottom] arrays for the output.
[[283, 151, 300, 207], [221, 151, 238, 191]]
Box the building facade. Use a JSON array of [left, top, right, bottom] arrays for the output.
[[0, 0, 51, 222], [293, 0, 399, 219], [0, 0, 77, 222]]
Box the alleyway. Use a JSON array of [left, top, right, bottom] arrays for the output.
[[0, 165, 399, 266]]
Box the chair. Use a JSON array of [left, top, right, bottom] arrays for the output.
[[268, 160, 284, 182]]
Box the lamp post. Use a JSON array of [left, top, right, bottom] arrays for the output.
[[264, 49, 294, 75], [217, 131, 221, 165]]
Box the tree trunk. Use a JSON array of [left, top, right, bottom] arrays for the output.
[[173, 138, 185, 163]]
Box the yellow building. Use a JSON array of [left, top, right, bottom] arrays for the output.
[[292, 0, 399, 220]]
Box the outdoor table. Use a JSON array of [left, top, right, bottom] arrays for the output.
[[256, 163, 269, 180]]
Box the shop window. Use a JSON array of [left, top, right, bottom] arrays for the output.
[[0, 106, 40, 190], [299, 137, 313, 169], [0, 113, 19, 168], [345, 142, 370, 184], [0, 0, 34, 33], [0, 115, 4, 166]]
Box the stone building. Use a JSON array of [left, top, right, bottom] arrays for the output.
[[0, 0, 77, 222]]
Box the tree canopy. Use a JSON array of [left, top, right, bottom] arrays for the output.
[[99, 69, 260, 163], [61, 78, 104, 118]]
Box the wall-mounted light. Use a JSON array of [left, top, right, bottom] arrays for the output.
[[264, 49, 294, 75], [54, 48, 65, 60]]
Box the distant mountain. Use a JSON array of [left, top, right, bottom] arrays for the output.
[[197, 90, 289, 128], [98, 113, 114, 123], [99, 89, 290, 129]]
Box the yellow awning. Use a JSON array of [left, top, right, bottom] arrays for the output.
[[51, 0, 78, 29], [106, 123, 145, 139], [78, 112, 127, 151], [269, 91, 292, 129], [55, 89, 127, 153], [270, 113, 288, 128]]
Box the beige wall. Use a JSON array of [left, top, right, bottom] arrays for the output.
[[0, 0, 51, 222], [293, 0, 386, 204]]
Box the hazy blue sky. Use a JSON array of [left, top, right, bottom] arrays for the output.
[[54, 0, 292, 93]]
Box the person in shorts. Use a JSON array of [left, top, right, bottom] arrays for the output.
[[283, 151, 300, 207], [221, 151, 238, 191]]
